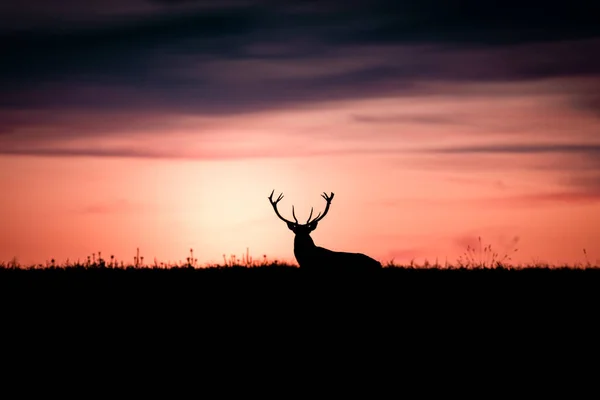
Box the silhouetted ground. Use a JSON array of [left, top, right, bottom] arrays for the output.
[[2, 265, 594, 331], [2, 263, 598, 303], [2, 263, 596, 372]]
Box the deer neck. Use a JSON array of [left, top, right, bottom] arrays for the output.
[[294, 233, 316, 264]]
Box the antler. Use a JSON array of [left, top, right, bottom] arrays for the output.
[[307, 192, 334, 224], [268, 190, 296, 225], [269, 190, 335, 226]]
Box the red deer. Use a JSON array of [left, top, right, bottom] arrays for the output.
[[268, 190, 382, 271]]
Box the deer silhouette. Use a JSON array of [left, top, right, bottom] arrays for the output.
[[268, 190, 382, 271]]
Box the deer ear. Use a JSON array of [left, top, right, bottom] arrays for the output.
[[286, 222, 296, 230], [308, 221, 318, 231]]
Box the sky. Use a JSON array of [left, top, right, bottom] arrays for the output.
[[1, 0, 599, 267]]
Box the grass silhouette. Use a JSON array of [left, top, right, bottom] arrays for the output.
[[5, 231, 597, 270], [1, 239, 597, 312], [2, 242, 597, 345], [1, 239, 598, 271]]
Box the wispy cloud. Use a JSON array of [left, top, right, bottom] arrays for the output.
[[1, 1, 599, 118], [423, 144, 600, 155], [1, 0, 599, 167], [471, 190, 600, 208], [352, 113, 465, 125], [511, 191, 600, 204], [416, 143, 600, 175], [0, 143, 401, 160]]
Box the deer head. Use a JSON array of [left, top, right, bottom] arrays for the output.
[[268, 190, 334, 236]]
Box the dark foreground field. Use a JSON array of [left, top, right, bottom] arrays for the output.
[[2, 264, 598, 345], [2, 264, 598, 377], [2, 264, 598, 304]]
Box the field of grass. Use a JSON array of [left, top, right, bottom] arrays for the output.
[[2, 237, 597, 271], [2, 246, 598, 294], [2, 245, 597, 349], [1, 259, 598, 271], [2, 239, 597, 307]]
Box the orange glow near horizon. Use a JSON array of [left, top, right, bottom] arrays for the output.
[[1, 153, 599, 267], [1, 82, 600, 267]]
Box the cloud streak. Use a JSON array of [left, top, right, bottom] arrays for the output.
[[0, 143, 401, 160], [352, 113, 465, 125], [424, 144, 600, 155], [1, 1, 599, 117], [1, 0, 599, 174]]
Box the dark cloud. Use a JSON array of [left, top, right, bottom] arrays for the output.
[[482, 191, 600, 206], [425, 144, 600, 155], [0, 147, 181, 160], [0, 0, 248, 29], [392, 144, 600, 180], [6, 1, 596, 42], [561, 174, 600, 195], [0, 110, 196, 140], [416, 143, 600, 204], [570, 91, 600, 118], [352, 113, 464, 125], [0, 143, 398, 160], [1, 0, 599, 142], [3, 36, 599, 118], [420, 144, 600, 177]]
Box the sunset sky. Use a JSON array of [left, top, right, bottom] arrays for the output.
[[1, 0, 599, 267]]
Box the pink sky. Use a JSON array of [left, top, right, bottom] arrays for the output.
[[1, 77, 599, 267], [1, 2, 599, 267]]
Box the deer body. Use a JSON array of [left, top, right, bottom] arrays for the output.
[[269, 190, 382, 271], [293, 234, 380, 270]]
